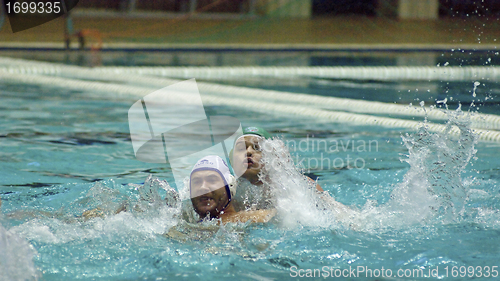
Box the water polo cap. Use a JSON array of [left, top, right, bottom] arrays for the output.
[[189, 155, 236, 205], [241, 126, 272, 139]]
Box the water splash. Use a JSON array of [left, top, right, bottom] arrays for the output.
[[473, 81, 480, 98], [355, 107, 477, 231], [251, 106, 478, 232], [10, 176, 181, 245], [129, 174, 180, 213], [0, 223, 40, 281], [258, 138, 338, 229], [232, 179, 274, 211], [0, 107, 484, 280]]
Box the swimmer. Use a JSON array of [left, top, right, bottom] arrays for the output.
[[163, 155, 275, 242], [231, 126, 323, 191], [81, 155, 275, 225], [188, 155, 275, 224], [231, 126, 322, 211], [231, 127, 358, 224]]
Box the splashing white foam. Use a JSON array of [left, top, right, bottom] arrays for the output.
[[249, 107, 477, 232], [10, 176, 181, 245], [258, 138, 339, 229], [353, 108, 476, 231], [0, 223, 40, 281]]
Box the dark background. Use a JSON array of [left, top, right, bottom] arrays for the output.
[[76, 0, 500, 17]]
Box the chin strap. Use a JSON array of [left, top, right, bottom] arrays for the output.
[[219, 184, 232, 214]]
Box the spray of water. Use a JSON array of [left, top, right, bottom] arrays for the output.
[[251, 106, 478, 232], [358, 107, 477, 230], [9, 176, 181, 245], [258, 138, 339, 229], [0, 223, 40, 281], [0, 102, 483, 281]]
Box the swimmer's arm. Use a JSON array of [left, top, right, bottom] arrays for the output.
[[5, 209, 56, 220], [319, 192, 361, 229], [163, 226, 189, 242], [222, 209, 276, 224], [81, 200, 128, 220], [81, 207, 106, 220], [307, 176, 324, 192]]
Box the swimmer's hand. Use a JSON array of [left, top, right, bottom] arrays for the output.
[[81, 201, 128, 220], [163, 227, 189, 242], [319, 191, 361, 230], [307, 176, 324, 192], [221, 209, 276, 224], [164, 185, 180, 208], [136, 175, 179, 210], [81, 208, 105, 220]]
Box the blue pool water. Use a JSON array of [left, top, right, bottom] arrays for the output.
[[1, 53, 500, 281]]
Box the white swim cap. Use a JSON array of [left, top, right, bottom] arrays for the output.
[[190, 155, 237, 199]]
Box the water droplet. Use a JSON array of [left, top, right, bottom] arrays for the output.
[[472, 81, 480, 97]]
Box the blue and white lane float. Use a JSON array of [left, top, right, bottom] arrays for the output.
[[1, 57, 500, 141]]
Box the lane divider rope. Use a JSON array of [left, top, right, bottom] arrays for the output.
[[92, 65, 500, 82], [1, 70, 499, 142], [2, 58, 500, 130]]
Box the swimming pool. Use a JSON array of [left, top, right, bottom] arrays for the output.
[[1, 53, 500, 280]]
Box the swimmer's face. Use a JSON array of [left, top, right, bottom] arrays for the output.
[[232, 135, 263, 184], [190, 170, 229, 219]]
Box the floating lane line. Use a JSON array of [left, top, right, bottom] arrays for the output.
[[93, 65, 500, 82], [1, 70, 499, 142], [2, 60, 500, 131]]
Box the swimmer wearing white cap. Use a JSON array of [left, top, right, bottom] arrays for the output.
[[189, 155, 275, 224]]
